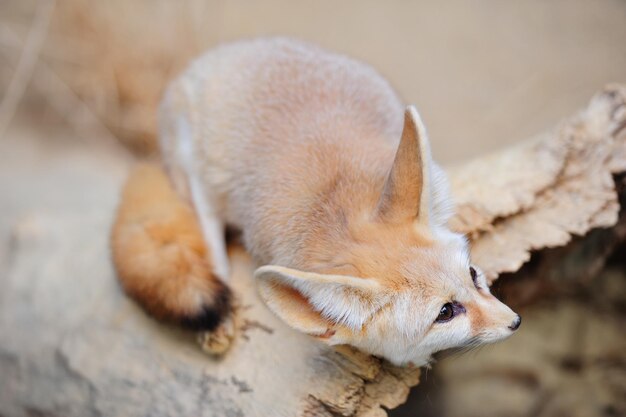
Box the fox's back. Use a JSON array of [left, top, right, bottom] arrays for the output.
[[160, 38, 405, 261]]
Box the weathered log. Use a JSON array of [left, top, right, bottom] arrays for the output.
[[0, 85, 624, 417]]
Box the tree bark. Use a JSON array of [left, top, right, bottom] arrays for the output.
[[0, 85, 624, 417]]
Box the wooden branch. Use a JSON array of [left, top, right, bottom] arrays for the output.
[[449, 84, 626, 281], [0, 85, 624, 417]]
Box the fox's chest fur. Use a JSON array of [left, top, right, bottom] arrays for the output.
[[112, 37, 520, 366]]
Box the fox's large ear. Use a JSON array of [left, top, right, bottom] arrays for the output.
[[376, 106, 433, 227], [255, 265, 388, 340]]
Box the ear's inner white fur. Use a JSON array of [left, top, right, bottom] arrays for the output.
[[254, 265, 390, 337], [376, 106, 432, 227]]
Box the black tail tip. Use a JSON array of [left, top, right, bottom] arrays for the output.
[[179, 283, 232, 332]]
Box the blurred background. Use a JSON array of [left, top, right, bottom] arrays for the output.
[[1, 1, 625, 416], [2, 0, 626, 162]]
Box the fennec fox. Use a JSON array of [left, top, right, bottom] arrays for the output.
[[111, 38, 520, 366]]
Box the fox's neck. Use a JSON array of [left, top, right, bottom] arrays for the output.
[[276, 138, 395, 271], [242, 105, 402, 269]]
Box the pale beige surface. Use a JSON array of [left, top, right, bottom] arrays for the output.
[[3, 0, 620, 163], [2, 1, 625, 162], [204, 0, 626, 163]]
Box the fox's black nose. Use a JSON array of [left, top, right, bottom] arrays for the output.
[[508, 315, 522, 331]]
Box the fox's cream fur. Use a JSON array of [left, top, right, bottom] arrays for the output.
[[111, 38, 520, 366]]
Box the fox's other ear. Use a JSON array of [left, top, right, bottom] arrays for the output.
[[376, 106, 433, 227], [255, 265, 388, 340]]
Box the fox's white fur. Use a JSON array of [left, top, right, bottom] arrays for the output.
[[113, 37, 519, 366]]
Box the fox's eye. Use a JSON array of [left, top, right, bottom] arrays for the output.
[[470, 266, 479, 289], [435, 302, 466, 323], [436, 303, 454, 322]]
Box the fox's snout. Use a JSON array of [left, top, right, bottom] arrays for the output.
[[509, 315, 522, 331], [473, 294, 521, 344]]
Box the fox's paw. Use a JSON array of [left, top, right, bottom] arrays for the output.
[[197, 314, 236, 355]]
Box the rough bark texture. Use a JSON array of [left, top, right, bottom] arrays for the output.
[[0, 85, 624, 417]]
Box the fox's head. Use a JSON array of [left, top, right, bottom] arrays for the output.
[[255, 107, 520, 366]]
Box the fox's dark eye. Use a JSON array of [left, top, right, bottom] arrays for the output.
[[470, 266, 479, 289], [436, 303, 454, 322]]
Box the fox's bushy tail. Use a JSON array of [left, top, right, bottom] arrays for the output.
[[111, 163, 231, 332]]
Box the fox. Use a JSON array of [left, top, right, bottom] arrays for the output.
[[111, 37, 521, 367]]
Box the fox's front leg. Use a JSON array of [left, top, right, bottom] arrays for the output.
[[111, 163, 235, 354]]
